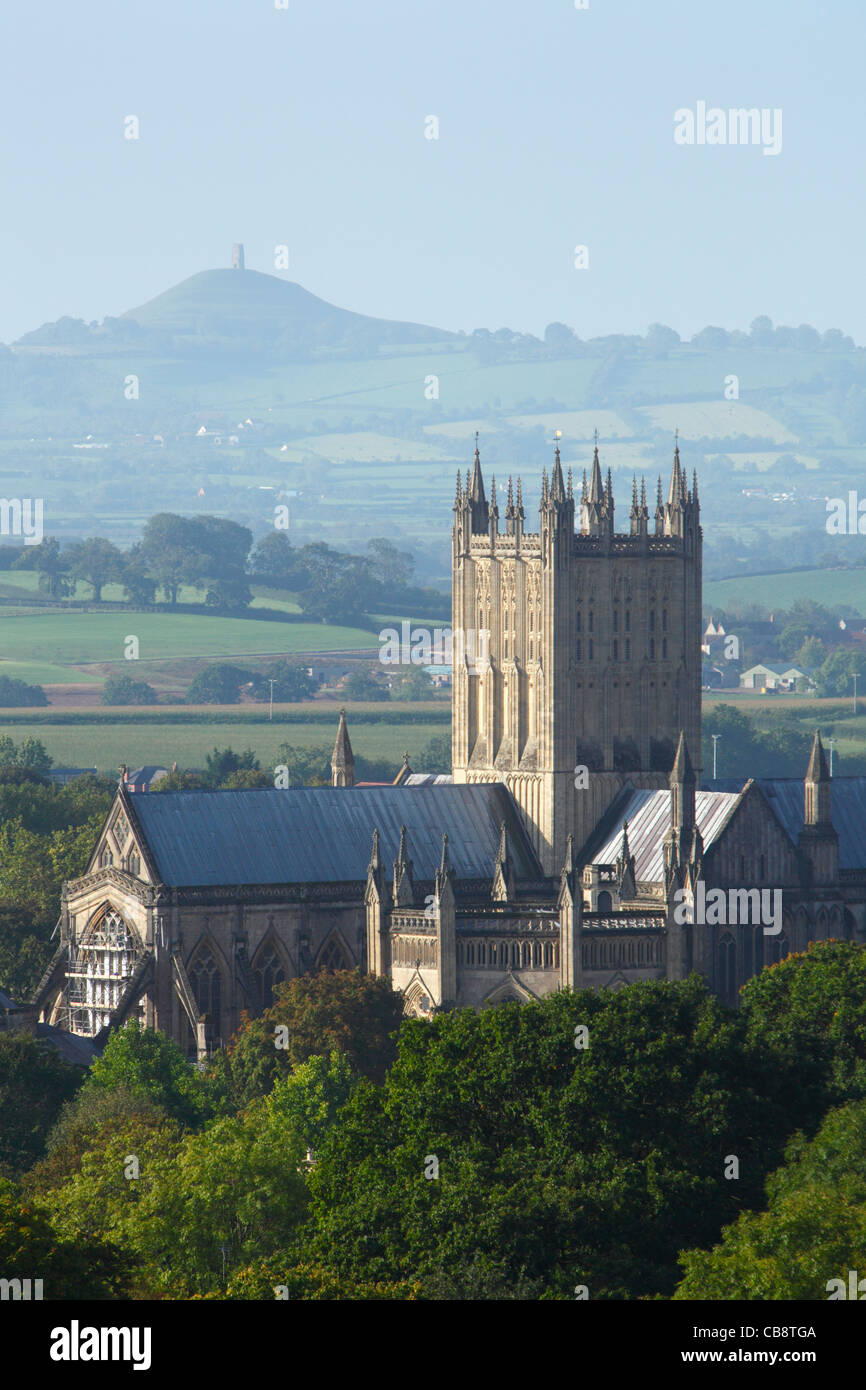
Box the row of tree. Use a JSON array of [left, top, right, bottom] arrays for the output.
[[14, 522, 442, 626], [3, 941, 866, 1299]]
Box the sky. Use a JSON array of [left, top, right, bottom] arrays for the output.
[[1, 0, 864, 344]]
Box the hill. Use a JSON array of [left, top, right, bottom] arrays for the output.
[[17, 268, 453, 355], [4, 263, 866, 578], [119, 268, 453, 349]]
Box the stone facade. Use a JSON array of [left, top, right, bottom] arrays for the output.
[[33, 441, 866, 1055], [451, 440, 701, 872]]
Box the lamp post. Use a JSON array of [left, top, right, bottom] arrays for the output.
[[268, 678, 276, 721], [711, 733, 721, 780]]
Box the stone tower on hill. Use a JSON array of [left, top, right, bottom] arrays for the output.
[[450, 438, 702, 873], [231, 243, 245, 270]]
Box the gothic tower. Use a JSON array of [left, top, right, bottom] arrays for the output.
[[451, 437, 702, 873]]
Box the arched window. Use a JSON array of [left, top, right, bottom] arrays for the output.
[[318, 936, 348, 972], [190, 950, 222, 1044], [767, 933, 788, 966], [719, 933, 737, 1007], [597, 890, 612, 913], [753, 924, 764, 976], [67, 906, 137, 1038], [254, 945, 285, 1009], [99, 846, 114, 869], [649, 638, 655, 660]]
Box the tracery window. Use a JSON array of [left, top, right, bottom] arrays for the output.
[[318, 937, 347, 972], [190, 950, 222, 1043], [254, 945, 285, 1009], [67, 907, 137, 1038]]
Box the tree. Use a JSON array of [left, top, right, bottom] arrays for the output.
[[740, 941, 866, 1121], [543, 322, 576, 351], [126, 1099, 308, 1296], [252, 661, 316, 703], [0, 1177, 132, 1299], [137, 513, 200, 604], [0, 1036, 82, 1177], [343, 669, 388, 701], [296, 543, 372, 624], [84, 1022, 224, 1129], [0, 815, 102, 923], [0, 676, 48, 708], [0, 736, 53, 774], [797, 636, 826, 669], [778, 622, 811, 660], [150, 768, 205, 791], [186, 663, 255, 705], [675, 1101, 866, 1300], [815, 650, 866, 698], [121, 545, 157, 604], [367, 538, 414, 589], [12, 537, 70, 598], [413, 732, 451, 773], [101, 674, 158, 706], [248, 531, 297, 587], [392, 666, 435, 701], [204, 574, 252, 610], [750, 314, 775, 345], [64, 536, 124, 601], [645, 323, 681, 354], [271, 743, 331, 786], [303, 979, 797, 1299], [211, 969, 404, 1109], [204, 747, 260, 786]]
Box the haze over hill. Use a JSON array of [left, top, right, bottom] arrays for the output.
[[3, 257, 866, 588], [17, 266, 453, 356]]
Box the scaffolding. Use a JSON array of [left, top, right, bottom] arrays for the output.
[[66, 908, 138, 1037]]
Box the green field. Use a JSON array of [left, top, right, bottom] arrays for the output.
[[0, 717, 446, 774], [0, 610, 377, 669], [703, 568, 866, 614], [0, 658, 103, 685]]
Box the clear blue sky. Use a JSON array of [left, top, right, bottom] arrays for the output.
[[2, 0, 863, 343]]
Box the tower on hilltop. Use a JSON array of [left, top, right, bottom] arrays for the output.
[[231, 243, 245, 270], [451, 435, 702, 873]]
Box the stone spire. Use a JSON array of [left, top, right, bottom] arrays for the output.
[[804, 730, 831, 826], [393, 823, 415, 906], [492, 820, 515, 901], [551, 443, 566, 502], [489, 473, 499, 541], [655, 474, 665, 535], [467, 434, 489, 534], [331, 709, 355, 787], [667, 434, 683, 507], [670, 731, 696, 840]]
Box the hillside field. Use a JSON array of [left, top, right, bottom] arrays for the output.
[[0, 714, 447, 775], [703, 568, 866, 614]]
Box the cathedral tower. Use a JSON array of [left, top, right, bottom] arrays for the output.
[[451, 436, 702, 873]]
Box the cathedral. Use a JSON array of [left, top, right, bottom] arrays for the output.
[[30, 442, 866, 1059]]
